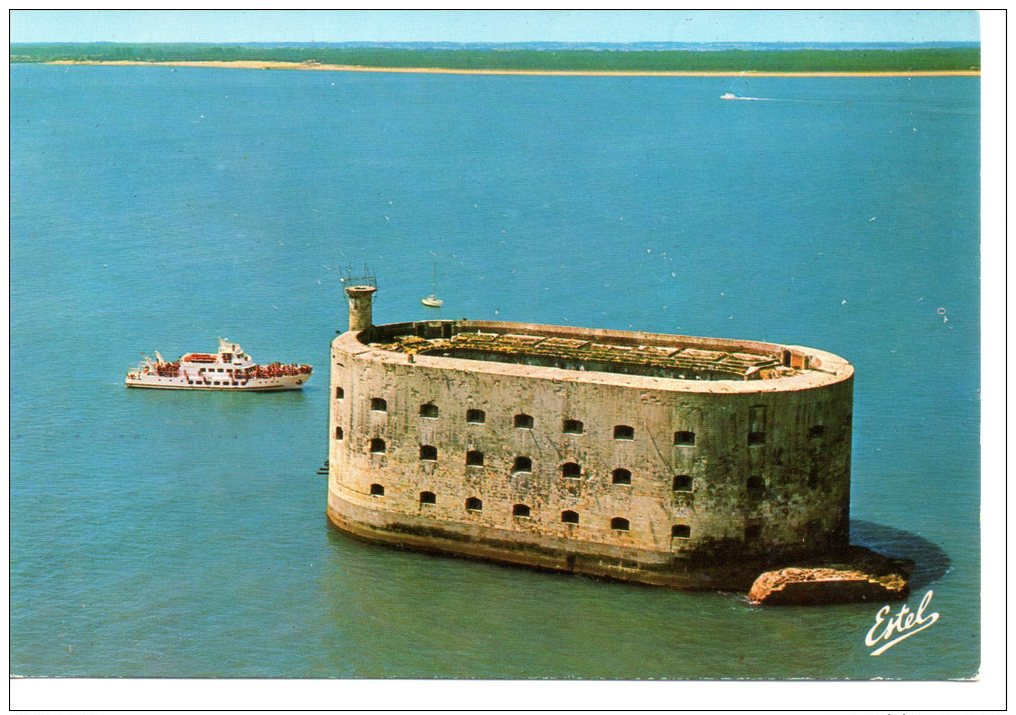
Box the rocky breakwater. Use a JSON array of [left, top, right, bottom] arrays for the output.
[[748, 547, 912, 606]]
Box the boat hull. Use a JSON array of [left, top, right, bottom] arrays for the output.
[[125, 373, 309, 391]]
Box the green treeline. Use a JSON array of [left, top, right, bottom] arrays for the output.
[[10, 43, 980, 72]]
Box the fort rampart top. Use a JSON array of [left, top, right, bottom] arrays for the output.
[[344, 318, 853, 394]]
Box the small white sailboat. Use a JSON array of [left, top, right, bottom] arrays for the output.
[[421, 265, 443, 308]]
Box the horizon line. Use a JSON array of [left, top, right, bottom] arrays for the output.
[[10, 40, 981, 47]]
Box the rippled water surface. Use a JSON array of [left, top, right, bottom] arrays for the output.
[[10, 65, 979, 679]]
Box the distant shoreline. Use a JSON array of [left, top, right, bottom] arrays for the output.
[[45, 60, 980, 77]]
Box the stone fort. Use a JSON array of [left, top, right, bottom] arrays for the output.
[[326, 281, 855, 590]]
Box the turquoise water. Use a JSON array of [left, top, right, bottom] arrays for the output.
[[11, 65, 979, 679]]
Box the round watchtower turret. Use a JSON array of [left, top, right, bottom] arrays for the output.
[[344, 285, 377, 332]]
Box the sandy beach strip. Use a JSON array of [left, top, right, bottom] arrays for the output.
[[45, 60, 980, 77]]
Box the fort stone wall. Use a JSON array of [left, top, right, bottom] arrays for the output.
[[326, 313, 854, 589]]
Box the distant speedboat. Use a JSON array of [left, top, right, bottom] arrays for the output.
[[720, 92, 738, 100]]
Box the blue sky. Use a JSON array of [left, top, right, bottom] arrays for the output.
[[10, 10, 978, 44]]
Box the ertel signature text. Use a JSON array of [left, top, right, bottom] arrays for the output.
[[865, 589, 940, 656]]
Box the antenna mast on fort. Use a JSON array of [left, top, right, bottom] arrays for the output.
[[339, 264, 377, 290]]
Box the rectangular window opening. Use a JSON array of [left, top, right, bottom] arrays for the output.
[[674, 431, 696, 446]]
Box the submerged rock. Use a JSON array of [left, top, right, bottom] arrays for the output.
[[748, 564, 909, 605]]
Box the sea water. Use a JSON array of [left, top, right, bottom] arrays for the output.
[[10, 65, 979, 679]]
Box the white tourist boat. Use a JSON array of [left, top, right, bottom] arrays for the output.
[[125, 338, 312, 391]]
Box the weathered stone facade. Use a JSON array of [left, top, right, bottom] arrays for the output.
[[327, 288, 855, 590]]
